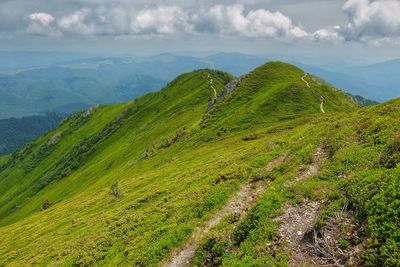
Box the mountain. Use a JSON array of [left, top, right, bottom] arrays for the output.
[[0, 113, 64, 156], [346, 59, 400, 101], [0, 52, 264, 119], [0, 52, 390, 120], [0, 51, 97, 70], [0, 62, 399, 266], [0, 65, 167, 119], [294, 59, 400, 102], [349, 94, 379, 106]]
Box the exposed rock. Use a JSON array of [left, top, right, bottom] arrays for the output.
[[83, 104, 99, 117], [273, 201, 323, 266], [207, 78, 241, 112], [47, 131, 62, 145], [217, 78, 241, 100]]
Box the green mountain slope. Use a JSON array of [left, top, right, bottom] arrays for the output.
[[203, 62, 356, 130], [0, 62, 399, 266]]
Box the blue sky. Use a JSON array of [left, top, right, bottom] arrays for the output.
[[1, 0, 400, 62]]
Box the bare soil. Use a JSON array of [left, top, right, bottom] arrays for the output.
[[287, 146, 325, 186], [162, 156, 285, 267], [273, 147, 327, 266], [273, 201, 323, 266]]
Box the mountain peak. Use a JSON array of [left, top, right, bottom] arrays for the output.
[[202, 61, 357, 130]]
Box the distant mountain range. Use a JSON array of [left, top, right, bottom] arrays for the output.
[[292, 59, 400, 102], [0, 113, 64, 156], [0, 52, 266, 119], [0, 51, 398, 120]]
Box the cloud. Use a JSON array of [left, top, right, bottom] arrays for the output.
[[312, 26, 343, 42], [27, 12, 59, 35], [197, 5, 308, 39], [58, 9, 95, 35], [311, 0, 400, 44], [340, 0, 400, 44], [24, 4, 308, 40], [21, 0, 400, 45], [28, 13, 54, 26], [132, 6, 191, 35]]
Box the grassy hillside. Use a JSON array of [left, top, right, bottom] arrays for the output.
[[203, 62, 356, 131], [0, 62, 399, 266]]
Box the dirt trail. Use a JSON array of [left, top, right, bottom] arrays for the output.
[[320, 97, 326, 114], [274, 201, 323, 266], [274, 147, 326, 266], [301, 73, 326, 114], [287, 146, 325, 186], [163, 181, 266, 267], [162, 156, 285, 267], [301, 73, 310, 88], [207, 73, 217, 99]]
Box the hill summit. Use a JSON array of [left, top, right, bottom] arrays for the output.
[[0, 62, 399, 266]]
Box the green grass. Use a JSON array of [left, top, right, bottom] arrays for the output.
[[0, 62, 399, 266]]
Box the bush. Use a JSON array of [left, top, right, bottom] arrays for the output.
[[194, 237, 228, 266], [110, 182, 122, 200], [41, 200, 51, 210], [342, 168, 400, 265], [380, 135, 400, 169]]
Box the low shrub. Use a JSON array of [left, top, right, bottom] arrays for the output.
[[110, 182, 122, 200]]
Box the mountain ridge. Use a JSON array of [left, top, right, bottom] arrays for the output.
[[0, 62, 399, 266]]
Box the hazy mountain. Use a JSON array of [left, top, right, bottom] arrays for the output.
[[0, 63, 167, 119], [0, 51, 97, 70], [293, 59, 400, 102], [0, 52, 398, 120], [0, 113, 64, 156], [0, 52, 268, 119]]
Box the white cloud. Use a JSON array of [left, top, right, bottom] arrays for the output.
[[132, 6, 190, 35], [199, 5, 308, 39], [28, 13, 54, 26], [23, 1, 400, 45], [25, 4, 308, 41], [340, 0, 400, 44], [58, 9, 95, 35], [312, 27, 343, 42], [27, 12, 59, 35], [311, 0, 400, 44]]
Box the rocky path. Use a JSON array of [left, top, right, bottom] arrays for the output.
[[320, 97, 326, 113], [207, 73, 217, 99], [274, 201, 322, 266], [162, 156, 285, 267], [274, 147, 326, 266]]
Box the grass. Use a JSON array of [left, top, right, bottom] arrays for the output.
[[0, 62, 399, 266]]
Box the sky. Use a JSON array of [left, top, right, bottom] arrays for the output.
[[1, 0, 400, 63]]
